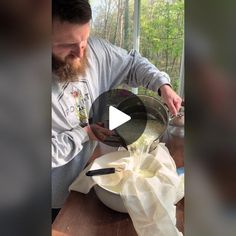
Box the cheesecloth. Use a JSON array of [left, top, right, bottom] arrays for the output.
[[69, 143, 184, 236]]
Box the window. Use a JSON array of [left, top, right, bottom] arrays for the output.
[[90, 0, 184, 95]]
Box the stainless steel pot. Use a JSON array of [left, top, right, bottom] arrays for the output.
[[117, 95, 169, 142]]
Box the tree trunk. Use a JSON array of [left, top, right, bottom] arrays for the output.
[[124, 0, 129, 50], [103, 0, 112, 40], [113, 0, 121, 44]]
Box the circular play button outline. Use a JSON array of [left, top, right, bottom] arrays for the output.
[[88, 89, 147, 147]]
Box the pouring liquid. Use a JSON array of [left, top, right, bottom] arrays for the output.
[[101, 120, 165, 193], [125, 119, 165, 176]]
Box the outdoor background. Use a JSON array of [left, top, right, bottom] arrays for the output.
[[90, 0, 184, 96]]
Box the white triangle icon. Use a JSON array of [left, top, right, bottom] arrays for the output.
[[109, 106, 131, 130]]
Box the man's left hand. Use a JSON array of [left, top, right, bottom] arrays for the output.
[[160, 84, 182, 116]]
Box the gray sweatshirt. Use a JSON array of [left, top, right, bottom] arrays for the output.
[[52, 37, 171, 208]]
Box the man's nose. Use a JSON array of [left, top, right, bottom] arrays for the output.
[[73, 45, 84, 59]]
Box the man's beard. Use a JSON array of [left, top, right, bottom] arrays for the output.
[[52, 49, 88, 82]]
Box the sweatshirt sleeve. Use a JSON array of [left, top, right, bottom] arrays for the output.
[[111, 48, 171, 91], [51, 125, 89, 169], [89, 37, 171, 92]]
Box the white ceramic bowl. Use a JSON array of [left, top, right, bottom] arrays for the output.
[[91, 150, 129, 213]]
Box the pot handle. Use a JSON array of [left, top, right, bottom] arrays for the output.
[[164, 100, 184, 120]]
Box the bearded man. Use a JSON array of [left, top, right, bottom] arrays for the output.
[[52, 0, 182, 218]]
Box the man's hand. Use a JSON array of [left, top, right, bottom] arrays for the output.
[[160, 84, 182, 116], [83, 124, 113, 141]]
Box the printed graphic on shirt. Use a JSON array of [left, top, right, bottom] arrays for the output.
[[58, 80, 92, 128], [70, 86, 89, 126]]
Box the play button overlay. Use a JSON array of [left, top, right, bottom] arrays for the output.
[[109, 106, 131, 130], [88, 89, 147, 147]]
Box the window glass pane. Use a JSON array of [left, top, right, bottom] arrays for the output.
[[139, 0, 184, 94], [90, 0, 184, 94], [90, 0, 134, 50]]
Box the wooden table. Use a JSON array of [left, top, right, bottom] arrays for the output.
[[52, 131, 184, 236]]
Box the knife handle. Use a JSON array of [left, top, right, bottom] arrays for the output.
[[86, 168, 116, 176]]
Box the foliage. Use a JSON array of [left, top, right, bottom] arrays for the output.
[[140, 0, 184, 84], [90, 0, 184, 93]]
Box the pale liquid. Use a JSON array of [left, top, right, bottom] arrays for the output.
[[103, 120, 164, 194], [127, 120, 164, 171]]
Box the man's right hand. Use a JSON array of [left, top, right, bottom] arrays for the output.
[[160, 84, 182, 116], [83, 124, 113, 141]]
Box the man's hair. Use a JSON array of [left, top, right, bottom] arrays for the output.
[[52, 0, 92, 24]]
